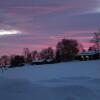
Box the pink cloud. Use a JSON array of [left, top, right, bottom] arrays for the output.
[[81, 42, 94, 50]]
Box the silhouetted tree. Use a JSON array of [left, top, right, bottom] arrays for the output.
[[10, 55, 25, 67], [31, 50, 38, 60], [55, 42, 62, 62], [23, 48, 32, 63], [90, 30, 100, 58], [90, 31, 100, 51], [40, 47, 54, 60], [1, 55, 9, 66], [88, 45, 96, 51], [56, 39, 79, 61]]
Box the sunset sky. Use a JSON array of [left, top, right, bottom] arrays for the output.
[[0, 0, 100, 55]]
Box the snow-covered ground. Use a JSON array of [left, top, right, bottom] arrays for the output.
[[0, 60, 100, 100]]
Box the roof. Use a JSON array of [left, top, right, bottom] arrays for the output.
[[32, 59, 46, 63], [32, 59, 54, 63], [77, 51, 100, 56]]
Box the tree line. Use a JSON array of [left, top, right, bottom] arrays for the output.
[[0, 30, 100, 67]]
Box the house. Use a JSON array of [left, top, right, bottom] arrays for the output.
[[76, 50, 100, 61]]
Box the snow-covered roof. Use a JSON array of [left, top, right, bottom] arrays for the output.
[[46, 59, 53, 62], [32, 59, 46, 63], [77, 51, 99, 56], [32, 59, 54, 63]]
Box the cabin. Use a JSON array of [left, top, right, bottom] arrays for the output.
[[76, 51, 100, 61]]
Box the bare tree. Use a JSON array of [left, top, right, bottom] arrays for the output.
[[90, 30, 100, 58], [40, 47, 54, 60], [23, 48, 32, 63], [31, 50, 38, 60], [90, 31, 100, 51]]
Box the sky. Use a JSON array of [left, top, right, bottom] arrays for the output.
[[0, 0, 100, 55]]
